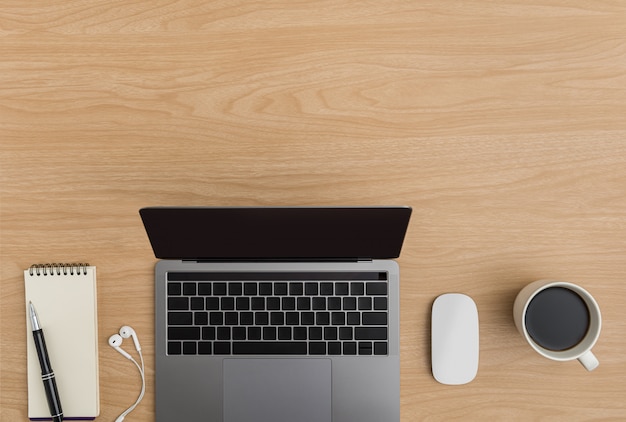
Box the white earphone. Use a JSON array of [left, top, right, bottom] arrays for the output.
[[120, 325, 142, 352], [108, 326, 145, 422], [108, 333, 132, 359]]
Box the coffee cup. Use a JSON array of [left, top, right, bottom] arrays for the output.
[[513, 280, 601, 371]]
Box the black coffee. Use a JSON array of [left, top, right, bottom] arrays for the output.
[[525, 287, 590, 351]]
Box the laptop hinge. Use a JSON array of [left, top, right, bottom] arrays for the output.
[[183, 258, 372, 263]]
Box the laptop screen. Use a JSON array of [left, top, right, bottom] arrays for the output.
[[140, 207, 411, 260]]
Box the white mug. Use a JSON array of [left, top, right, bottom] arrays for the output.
[[513, 280, 601, 371]]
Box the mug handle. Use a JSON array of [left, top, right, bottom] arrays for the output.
[[578, 351, 599, 371]]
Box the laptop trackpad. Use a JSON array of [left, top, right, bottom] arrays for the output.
[[223, 358, 332, 422]]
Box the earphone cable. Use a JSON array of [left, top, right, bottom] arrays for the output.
[[114, 351, 145, 422]]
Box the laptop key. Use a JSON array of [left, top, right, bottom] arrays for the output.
[[240, 312, 254, 325], [350, 282, 364, 296], [168, 282, 182, 296], [251, 297, 265, 310], [266, 297, 280, 310], [198, 342, 212, 354], [194, 312, 208, 326], [359, 342, 373, 355], [191, 297, 204, 310], [255, 312, 269, 325], [331, 312, 346, 325], [301, 312, 315, 325], [202, 326, 215, 340], [270, 312, 284, 325], [324, 327, 337, 340], [293, 327, 308, 340], [228, 282, 242, 296], [224, 312, 238, 325], [198, 282, 211, 295], [320, 282, 333, 295], [205, 297, 219, 310], [366, 282, 387, 295], [168, 341, 182, 355], [289, 282, 303, 296], [168, 312, 192, 325], [217, 327, 231, 340], [328, 342, 342, 355], [214, 342, 231, 354], [347, 312, 360, 325], [213, 283, 227, 295], [339, 327, 353, 340], [374, 297, 388, 310], [278, 327, 292, 340], [221, 297, 235, 310], [374, 342, 388, 355], [233, 342, 307, 355], [282, 297, 296, 310], [168, 297, 189, 310], [327, 297, 342, 310], [305, 282, 318, 295], [248, 327, 261, 340], [232, 327, 246, 340], [243, 283, 257, 296], [209, 312, 223, 325], [343, 342, 357, 355], [309, 327, 323, 340], [286, 312, 299, 325], [274, 283, 288, 295], [236, 297, 250, 310], [358, 297, 372, 310], [355, 327, 387, 340], [309, 342, 326, 355], [343, 297, 356, 310], [183, 283, 196, 296], [316, 312, 330, 325], [335, 283, 349, 295], [259, 283, 272, 295], [263, 327, 277, 340], [362, 312, 387, 325], [312, 297, 326, 310], [297, 297, 311, 310], [183, 341, 197, 355], [168, 327, 200, 340]]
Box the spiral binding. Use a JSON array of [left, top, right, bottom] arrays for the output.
[[29, 263, 89, 276]]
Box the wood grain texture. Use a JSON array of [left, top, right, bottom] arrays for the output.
[[2, 1, 626, 420]]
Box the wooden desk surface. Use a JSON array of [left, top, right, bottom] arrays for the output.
[[2, 1, 626, 420]]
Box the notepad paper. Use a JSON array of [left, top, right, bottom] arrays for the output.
[[24, 264, 100, 420]]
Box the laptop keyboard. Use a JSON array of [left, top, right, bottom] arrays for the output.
[[166, 272, 389, 356]]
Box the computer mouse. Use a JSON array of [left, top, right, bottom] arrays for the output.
[[431, 293, 479, 385]]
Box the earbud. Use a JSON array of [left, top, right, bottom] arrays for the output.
[[119, 325, 141, 352], [109, 326, 146, 421], [108, 334, 133, 360]]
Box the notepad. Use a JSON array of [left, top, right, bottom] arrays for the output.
[[24, 263, 99, 420]]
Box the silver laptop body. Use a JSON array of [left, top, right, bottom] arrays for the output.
[[140, 207, 412, 422]]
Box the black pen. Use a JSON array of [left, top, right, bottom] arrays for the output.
[[29, 302, 64, 422]]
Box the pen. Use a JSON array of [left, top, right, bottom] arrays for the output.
[[29, 301, 63, 422]]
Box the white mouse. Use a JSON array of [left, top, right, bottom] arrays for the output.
[[431, 293, 479, 385]]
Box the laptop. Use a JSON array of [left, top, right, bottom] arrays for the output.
[[140, 206, 412, 422]]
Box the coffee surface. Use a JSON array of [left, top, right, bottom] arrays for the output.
[[525, 287, 590, 351]]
